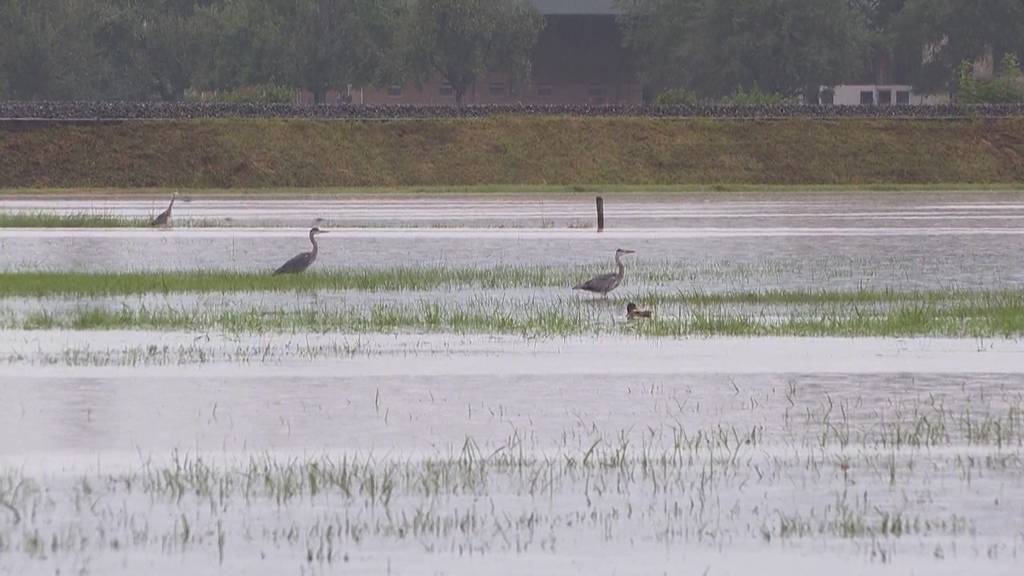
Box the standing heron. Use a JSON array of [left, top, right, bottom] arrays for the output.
[[273, 227, 328, 275], [150, 193, 177, 227], [573, 248, 635, 297]]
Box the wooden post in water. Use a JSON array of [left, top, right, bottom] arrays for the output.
[[596, 196, 605, 232]]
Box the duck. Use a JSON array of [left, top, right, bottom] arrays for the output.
[[626, 302, 652, 320]]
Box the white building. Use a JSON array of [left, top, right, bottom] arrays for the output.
[[826, 84, 949, 106]]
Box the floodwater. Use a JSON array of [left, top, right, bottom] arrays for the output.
[[1, 333, 1023, 575], [2, 192, 1024, 575], [3, 333, 1024, 455], [5, 191, 1024, 229], [1, 192, 1024, 290]]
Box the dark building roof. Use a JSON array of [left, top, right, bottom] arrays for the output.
[[531, 0, 618, 15]]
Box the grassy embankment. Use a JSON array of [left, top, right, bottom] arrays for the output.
[[2, 117, 1023, 189]]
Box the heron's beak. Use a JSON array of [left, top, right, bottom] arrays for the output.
[[623, 250, 636, 254]]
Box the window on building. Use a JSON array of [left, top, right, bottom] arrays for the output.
[[488, 82, 506, 96], [878, 89, 892, 106], [439, 83, 453, 97], [387, 84, 402, 97], [536, 84, 553, 97], [896, 91, 911, 105], [859, 90, 874, 105]]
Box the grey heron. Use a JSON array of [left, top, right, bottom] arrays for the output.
[[573, 248, 635, 297], [626, 302, 652, 320], [150, 193, 177, 227], [273, 227, 327, 275]]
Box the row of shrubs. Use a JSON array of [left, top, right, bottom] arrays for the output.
[[3, 101, 1024, 120], [186, 84, 298, 105], [655, 87, 792, 106]]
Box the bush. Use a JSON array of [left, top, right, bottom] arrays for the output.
[[719, 86, 791, 106], [655, 88, 698, 106], [959, 54, 1024, 104], [188, 84, 298, 104]]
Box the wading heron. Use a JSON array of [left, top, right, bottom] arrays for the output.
[[626, 302, 652, 320], [573, 248, 635, 297], [150, 193, 177, 227], [273, 227, 327, 275]]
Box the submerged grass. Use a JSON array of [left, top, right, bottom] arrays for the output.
[[4, 270, 1023, 337], [0, 212, 228, 228], [0, 268, 579, 296], [11, 291, 1024, 337], [1, 269, 1019, 299], [0, 212, 149, 228]]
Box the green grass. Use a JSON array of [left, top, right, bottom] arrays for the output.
[[10, 290, 1024, 337], [0, 269, 580, 296], [4, 270, 1023, 338], [3, 183, 1024, 197], [3, 117, 1024, 188], [0, 212, 149, 228], [0, 270, 1018, 302], [0, 212, 229, 228]]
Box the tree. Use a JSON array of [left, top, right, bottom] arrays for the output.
[[281, 0, 401, 103], [619, 0, 870, 101], [850, 0, 917, 84], [959, 53, 1024, 103], [196, 0, 400, 103], [0, 0, 113, 99], [401, 0, 545, 105], [91, 0, 214, 101], [893, 0, 1024, 94]]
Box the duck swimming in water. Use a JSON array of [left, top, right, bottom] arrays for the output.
[[626, 302, 652, 320]]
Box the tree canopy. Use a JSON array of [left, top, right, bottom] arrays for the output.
[[619, 0, 870, 100], [892, 0, 1024, 93], [400, 0, 544, 104]]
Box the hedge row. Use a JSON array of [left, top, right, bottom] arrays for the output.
[[4, 101, 1024, 120]]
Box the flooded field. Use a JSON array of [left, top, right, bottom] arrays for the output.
[[2, 192, 1024, 292], [1, 192, 1023, 575]]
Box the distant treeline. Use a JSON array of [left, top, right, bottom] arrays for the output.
[[1, 0, 1022, 104], [0, 0, 541, 104], [620, 0, 1024, 102]]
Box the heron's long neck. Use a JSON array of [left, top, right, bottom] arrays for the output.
[[615, 253, 625, 280], [168, 196, 176, 210], [309, 232, 319, 256]]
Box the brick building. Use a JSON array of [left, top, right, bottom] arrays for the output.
[[356, 0, 640, 105]]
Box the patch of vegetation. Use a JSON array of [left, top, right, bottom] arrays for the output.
[[959, 54, 1024, 104], [8, 289, 1024, 338], [718, 86, 792, 106], [0, 212, 149, 228], [188, 84, 298, 104], [0, 212, 225, 228], [0, 268, 581, 296], [654, 89, 699, 106]]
